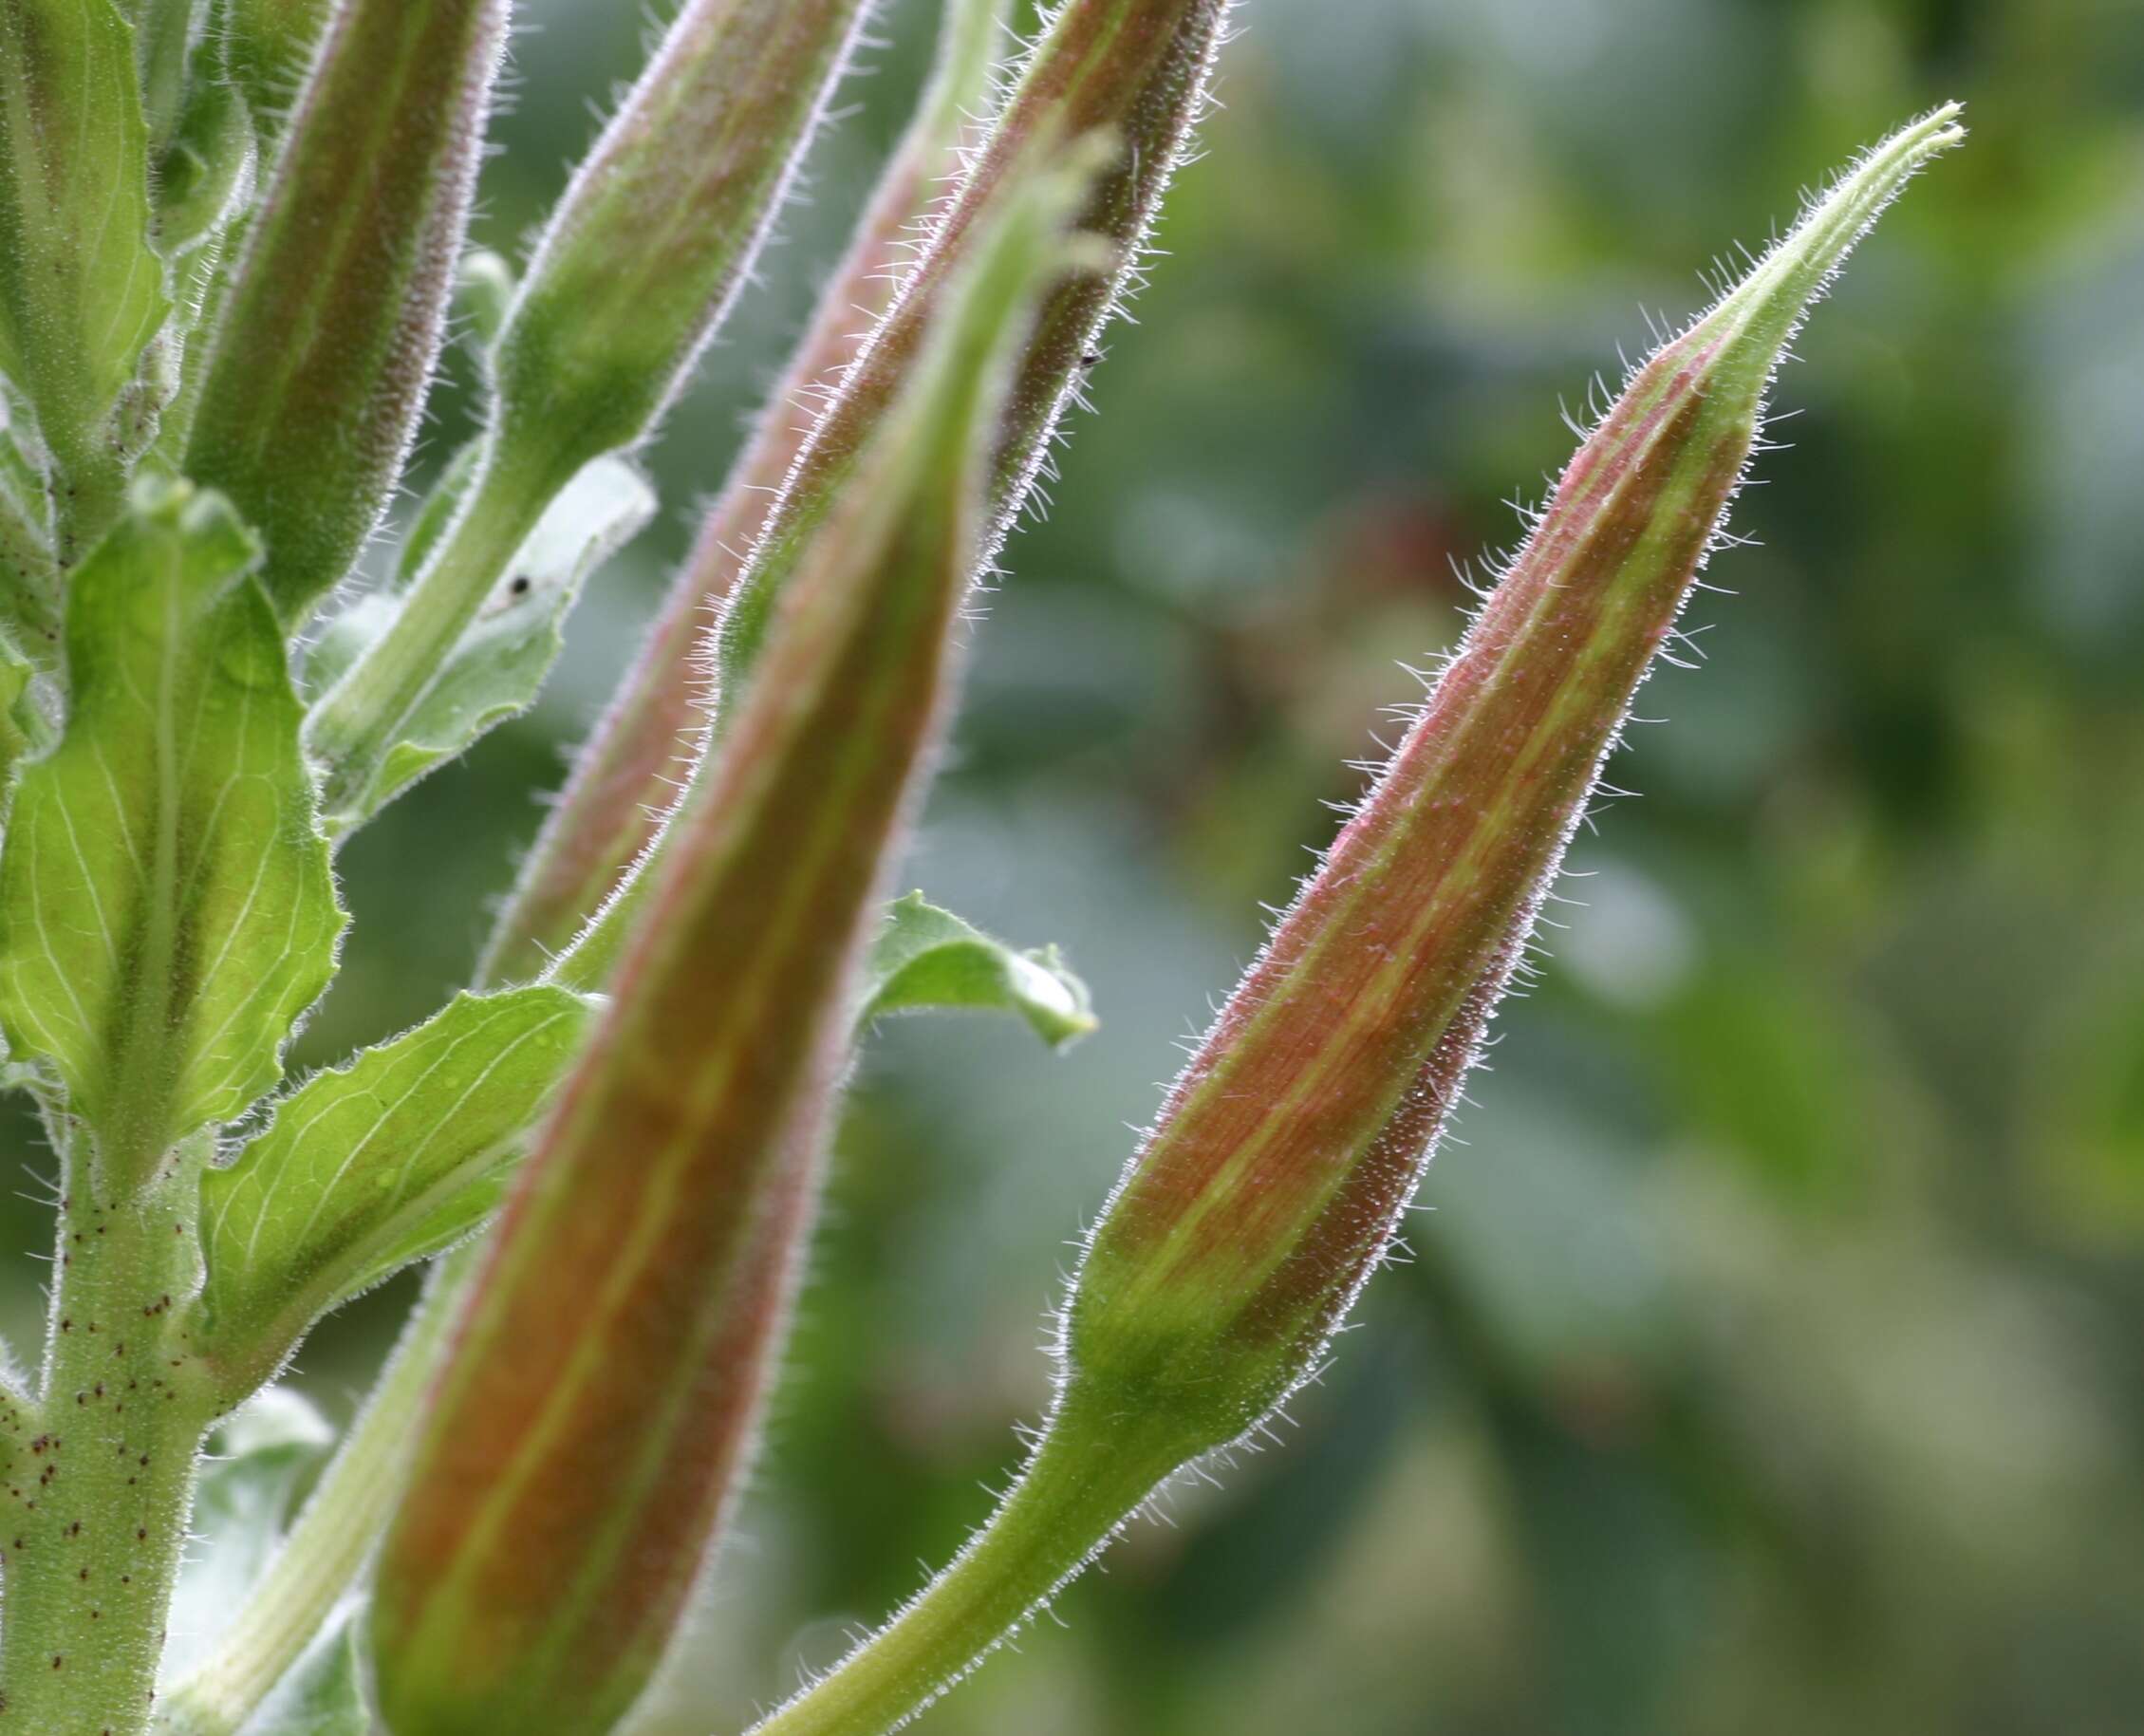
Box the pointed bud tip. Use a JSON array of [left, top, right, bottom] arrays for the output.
[[1695, 102, 1966, 394]]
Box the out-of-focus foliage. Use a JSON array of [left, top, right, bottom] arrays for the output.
[[6, 0, 2137, 1728]]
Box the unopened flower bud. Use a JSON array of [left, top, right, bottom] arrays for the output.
[[749, 103, 1966, 1736]]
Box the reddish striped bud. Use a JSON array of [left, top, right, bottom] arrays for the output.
[[523, 0, 1236, 984], [1071, 100, 1966, 1463], [713, 0, 1237, 703], [368, 154, 1096, 1736], [306, 0, 872, 826], [183, 0, 506, 624], [481, 0, 1014, 984], [750, 104, 1965, 1736]]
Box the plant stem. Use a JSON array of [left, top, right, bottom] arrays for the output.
[[0, 1162, 220, 1736], [750, 1399, 1187, 1736], [304, 432, 570, 830], [151, 1255, 466, 1736]]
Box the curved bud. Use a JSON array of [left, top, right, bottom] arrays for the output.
[[183, 0, 506, 624], [305, 0, 871, 830], [750, 104, 1966, 1736], [0, 0, 171, 554], [482, 0, 1013, 984], [368, 155, 1092, 1736]]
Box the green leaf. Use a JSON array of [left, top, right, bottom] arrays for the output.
[[197, 985, 591, 1365], [237, 1602, 373, 1736], [166, 1387, 337, 1683], [0, 0, 172, 514], [863, 891, 1095, 1050], [355, 454, 656, 823], [0, 478, 344, 1186]]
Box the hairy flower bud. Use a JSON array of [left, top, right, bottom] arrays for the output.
[[714, 0, 1235, 700], [482, 0, 1013, 984], [183, 0, 506, 623], [494, 0, 872, 469], [219, 0, 334, 142], [0, 0, 171, 552], [1074, 94, 1966, 1505], [305, 0, 871, 826], [750, 104, 1966, 1736], [368, 158, 1093, 1736], [521, 0, 1236, 986]]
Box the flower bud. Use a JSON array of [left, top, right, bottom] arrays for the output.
[[369, 156, 1093, 1736], [489, 0, 873, 475], [510, 0, 1236, 983], [1068, 101, 1965, 1449], [219, 0, 335, 143], [714, 0, 1234, 700], [304, 0, 872, 825], [0, 0, 171, 553], [750, 104, 1966, 1736], [482, 0, 1013, 983], [183, 0, 506, 624]]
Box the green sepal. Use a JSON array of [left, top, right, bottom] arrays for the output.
[[196, 984, 591, 1372], [863, 891, 1094, 1050], [311, 454, 655, 832], [0, 477, 344, 1188], [0, 0, 173, 539], [165, 1387, 337, 1683]]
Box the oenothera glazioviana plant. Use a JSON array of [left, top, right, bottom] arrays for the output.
[[0, 0, 1959, 1726]]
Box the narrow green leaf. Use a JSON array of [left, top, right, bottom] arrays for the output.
[[0, 477, 344, 1188], [864, 892, 1094, 1050], [302, 456, 654, 827], [0, 0, 173, 549], [165, 1387, 337, 1683], [185, 0, 506, 624], [196, 985, 590, 1375]]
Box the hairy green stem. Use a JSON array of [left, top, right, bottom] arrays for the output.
[[152, 1259, 464, 1736], [0, 1156, 219, 1735], [750, 1400, 1184, 1736]]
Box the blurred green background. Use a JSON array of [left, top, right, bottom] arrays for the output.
[[14, 0, 2144, 1729]]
